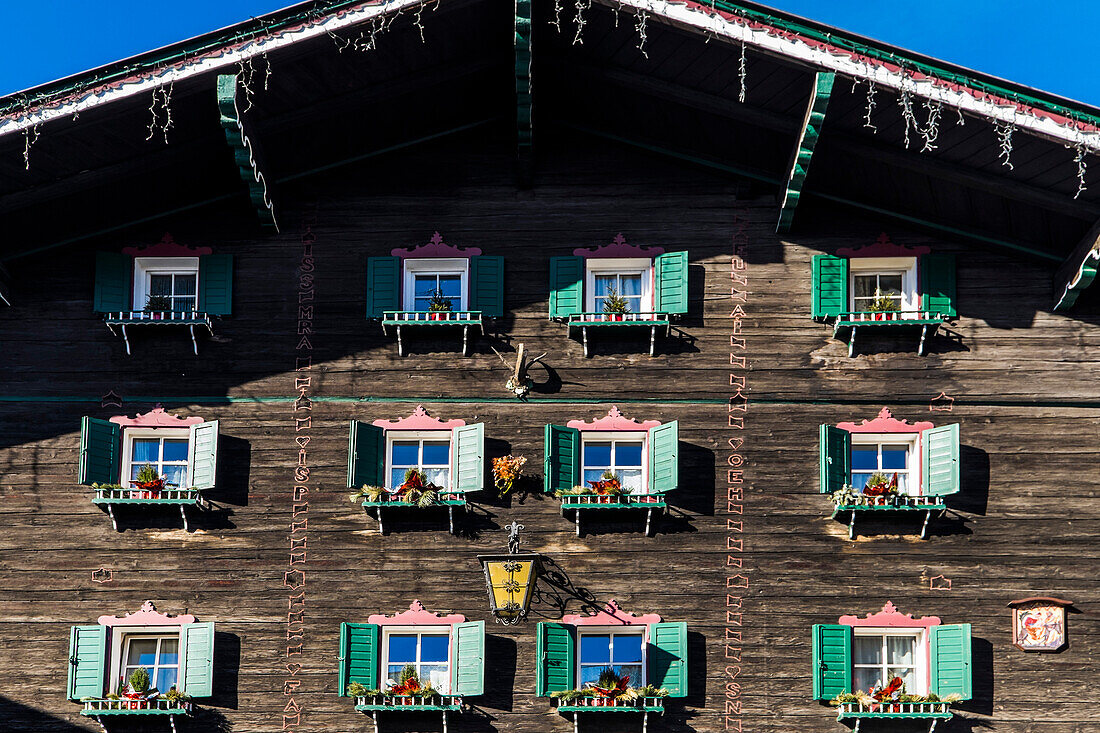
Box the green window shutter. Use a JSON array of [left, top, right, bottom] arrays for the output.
[[648, 621, 688, 697], [647, 421, 679, 493], [450, 620, 485, 696], [366, 257, 400, 318], [79, 416, 120, 486], [339, 622, 380, 695], [93, 252, 132, 313], [198, 254, 234, 315], [930, 624, 972, 700], [818, 424, 851, 494], [180, 622, 215, 698], [812, 624, 852, 700], [920, 253, 957, 318], [654, 251, 689, 314], [536, 622, 575, 696], [347, 420, 385, 489], [452, 423, 485, 492], [68, 625, 107, 701], [548, 256, 583, 319], [922, 424, 960, 497], [469, 256, 505, 317], [543, 424, 580, 494], [811, 254, 848, 318], [187, 420, 219, 490]]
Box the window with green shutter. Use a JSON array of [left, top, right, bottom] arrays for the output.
[[79, 416, 121, 486], [543, 424, 580, 494], [180, 621, 216, 697], [922, 424, 960, 496], [548, 257, 584, 319], [450, 620, 485, 696], [450, 423, 485, 493], [819, 424, 851, 494], [920, 253, 957, 318], [347, 420, 385, 489], [811, 623, 852, 700], [536, 622, 575, 696], [647, 421, 679, 494], [469, 256, 504, 317], [68, 625, 108, 701], [930, 624, 972, 700], [187, 420, 219, 491], [93, 252, 132, 313], [366, 256, 401, 319], [812, 254, 848, 319], [198, 254, 234, 315], [339, 623, 380, 694], [654, 251, 689, 314], [648, 621, 688, 697]]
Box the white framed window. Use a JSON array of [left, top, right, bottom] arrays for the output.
[[402, 258, 468, 312], [122, 428, 190, 488], [382, 626, 451, 693], [851, 433, 917, 495], [581, 431, 645, 494], [386, 431, 451, 489], [585, 258, 652, 314], [849, 257, 916, 313], [133, 257, 199, 312], [578, 629, 645, 688], [853, 628, 925, 695], [117, 633, 180, 693]]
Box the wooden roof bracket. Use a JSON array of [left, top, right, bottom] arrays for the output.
[[1053, 218, 1100, 310], [777, 71, 834, 233], [515, 0, 533, 188], [216, 73, 279, 231]]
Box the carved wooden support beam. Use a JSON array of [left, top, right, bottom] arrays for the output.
[[515, 0, 533, 187], [1053, 217, 1100, 310], [777, 71, 834, 234], [217, 74, 278, 231]]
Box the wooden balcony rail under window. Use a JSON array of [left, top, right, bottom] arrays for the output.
[[566, 312, 672, 357], [357, 491, 469, 535], [556, 696, 666, 733], [92, 483, 212, 532], [353, 695, 463, 733], [380, 310, 484, 356], [832, 495, 947, 539], [836, 701, 953, 732], [82, 697, 192, 732], [557, 492, 668, 537], [102, 310, 215, 355], [831, 310, 949, 357]]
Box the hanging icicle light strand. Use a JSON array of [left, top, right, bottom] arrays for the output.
[[1073, 142, 1088, 200], [920, 98, 942, 153], [863, 79, 878, 133], [996, 121, 1016, 170], [635, 9, 649, 58], [738, 41, 747, 103], [22, 124, 39, 171], [573, 0, 592, 45], [898, 85, 917, 149], [145, 80, 176, 145], [552, 0, 563, 32]]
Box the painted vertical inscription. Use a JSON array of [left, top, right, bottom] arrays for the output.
[[283, 220, 316, 728], [725, 218, 749, 732]]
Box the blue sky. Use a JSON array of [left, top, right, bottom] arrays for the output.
[[1, 1, 1097, 105]]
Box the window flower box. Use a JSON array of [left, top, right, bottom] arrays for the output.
[[81, 697, 192, 716]]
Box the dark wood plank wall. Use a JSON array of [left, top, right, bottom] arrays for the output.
[[0, 134, 1097, 732]]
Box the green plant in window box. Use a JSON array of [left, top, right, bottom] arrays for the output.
[[602, 287, 631, 321], [428, 288, 453, 320], [861, 471, 899, 504], [386, 664, 443, 702], [144, 294, 173, 320], [348, 485, 387, 504], [393, 468, 440, 508], [128, 667, 151, 694], [163, 688, 191, 708], [133, 463, 166, 498], [866, 288, 899, 320]]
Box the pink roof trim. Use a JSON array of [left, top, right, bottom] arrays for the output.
[[391, 231, 481, 258], [567, 406, 661, 432], [122, 233, 212, 257], [837, 233, 930, 258], [837, 407, 934, 434], [367, 600, 466, 626], [563, 600, 663, 626], [371, 405, 465, 430], [98, 600, 196, 627], [840, 601, 940, 629], [573, 233, 665, 258], [110, 405, 203, 428]]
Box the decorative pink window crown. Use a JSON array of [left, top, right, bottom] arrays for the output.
[[839, 601, 940, 629], [390, 231, 481, 259], [367, 600, 466, 626], [567, 406, 661, 432], [122, 232, 212, 257], [371, 405, 465, 430], [110, 405, 204, 428], [562, 599, 662, 627], [573, 233, 665, 259], [98, 600, 197, 627], [836, 407, 933, 434], [837, 232, 930, 258]]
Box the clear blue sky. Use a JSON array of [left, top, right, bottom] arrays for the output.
[[1, 1, 1097, 106]]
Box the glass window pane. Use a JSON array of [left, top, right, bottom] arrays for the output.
[[156, 668, 178, 692], [421, 635, 449, 663], [391, 442, 419, 466], [881, 446, 908, 470], [886, 636, 915, 666], [614, 442, 643, 468], [853, 636, 882, 665], [583, 442, 612, 468], [387, 665, 406, 684], [618, 469, 642, 492], [150, 275, 172, 296], [414, 276, 437, 298], [424, 665, 450, 692], [851, 473, 870, 490], [854, 667, 881, 694], [624, 296, 642, 313], [131, 439, 160, 464], [854, 276, 877, 299], [851, 446, 878, 471], [423, 468, 449, 487], [390, 468, 406, 488], [879, 275, 903, 295], [162, 439, 189, 462], [619, 275, 642, 297], [615, 664, 643, 687], [582, 470, 604, 486], [127, 639, 158, 666], [388, 635, 418, 664], [594, 276, 614, 298], [888, 667, 916, 691], [174, 274, 197, 296], [612, 635, 643, 664], [159, 639, 179, 665], [580, 634, 611, 665], [173, 297, 196, 313], [580, 666, 604, 686], [438, 276, 461, 299], [162, 465, 186, 487], [421, 442, 450, 466]]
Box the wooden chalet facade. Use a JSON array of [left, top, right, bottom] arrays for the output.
[[0, 1, 1098, 731]]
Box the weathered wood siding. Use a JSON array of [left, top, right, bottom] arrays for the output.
[[0, 135, 1097, 732]]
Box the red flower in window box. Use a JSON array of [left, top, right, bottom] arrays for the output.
[[132, 464, 166, 499], [587, 474, 623, 497]]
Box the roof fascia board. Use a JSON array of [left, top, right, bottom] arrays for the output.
[[0, 0, 428, 140], [597, 0, 1100, 154]]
